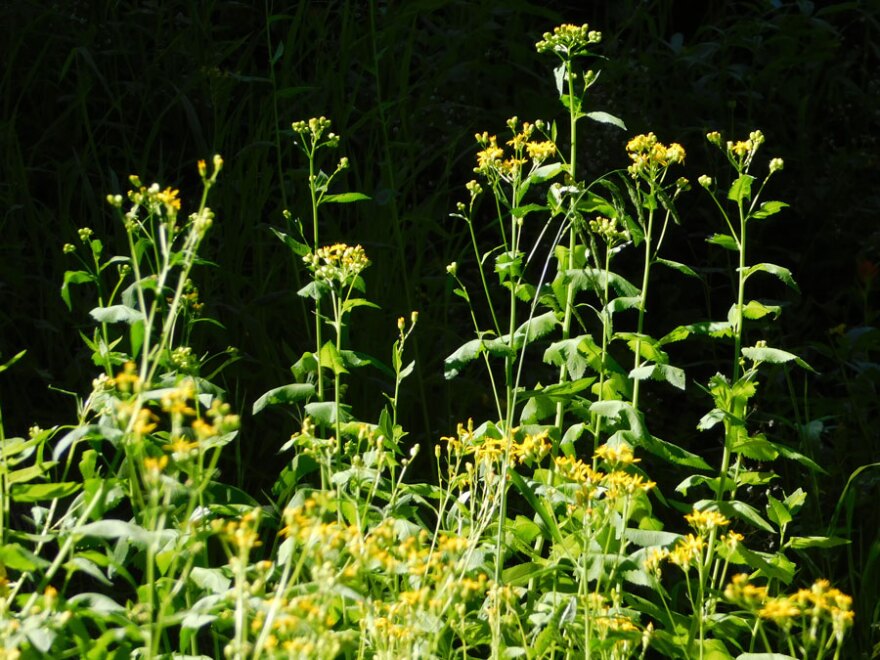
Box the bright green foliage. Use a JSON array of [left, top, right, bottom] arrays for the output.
[[0, 22, 856, 660]]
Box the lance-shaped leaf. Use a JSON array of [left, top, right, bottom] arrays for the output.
[[585, 111, 626, 130], [741, 262, 800, 292], [750, 200, 789, 220], [252, 384, 316, 414], [741, 345, 815, 372]]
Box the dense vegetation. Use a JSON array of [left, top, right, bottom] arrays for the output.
[[1, 1, 878, 657]]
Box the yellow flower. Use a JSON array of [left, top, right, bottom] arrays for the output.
[[594, 443, 639, 467], [684, 508, 730, 534]]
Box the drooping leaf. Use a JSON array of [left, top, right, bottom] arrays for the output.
[[585, 111, 627, 130], [741, 345, 815, 372], [89, 304, 145, 325], [750, 200, 789, 220], [444, 338, 486, 380], [252, 384, 316, 414], [742, 262, 800, 292], [655, 257, 699, 278], [61, 270, 94, 310]]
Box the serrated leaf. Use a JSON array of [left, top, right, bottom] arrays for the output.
[[89, 304, 145, 324], [444, 338, 485, 380], [741, 345, 815, 372], [731, 436, 779, 461], [742, 262, 800, 292], [751, 300, 782, 320], [585, 111, 627, 130], [629, 364, 686, 390], [304, 401, 352, 426], [660, 321, 734, 344], [252, 384, 315, 414]]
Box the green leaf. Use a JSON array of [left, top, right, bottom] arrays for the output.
[[750, 200, 789, 220], [11, 481, 81, 502], [785, 536, 850, 549], [252, 384, 316, 414], [529, 162, 564, 184], [508, 470, 562, 544], [270, 227, 310, 257], [319, 341, 349, 376], [728, 174, 755, 203], [707, 233, 739, 251], [734, 300, 782, 321], [190, 566, 232, 594], [624, 529, 682, 547], [660, 321, 734, 345], [61, 270, 94, 310], [304, 401, 352, 426], [444, 338, 485, 380], [564, 269, 640, 297], [73, 520, 150, 543], [766, 494, 792, 528], [0, 543, 50, 571], [742, 263, 800, 292], [629, 364, 686, 390], [585, 111, 626, 130], [705, 499, 774, 533], [655, 258, 699, 278], [0, 349, 27, 374], [731, 435, 779, 461], [741, 345, 815, 372], [319, 192, 370, 204], [511, 203, 547, 219], [89, 304, 145, 324], [736, 654, 798, 660]]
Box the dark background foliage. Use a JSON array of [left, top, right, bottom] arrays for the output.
[[3, 0, 879, 652]]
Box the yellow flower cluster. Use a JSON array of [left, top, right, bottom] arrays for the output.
[[303, 243, 370, 286], [684, 508, 730, 534], [213, 508, 263, 555], [441, 422, 552, 470], [535, 23, 602, 57], [725, 575, 854, 637], [126, 176, 182, 218], [554, 445, 655, 513], [626, 133, 686, 179], [474, 121, 557, 181]]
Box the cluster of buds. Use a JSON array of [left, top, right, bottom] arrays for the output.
[[625, 132, 686, 180], [303, 243, 370, 287], [536, 23, 602, 58]]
